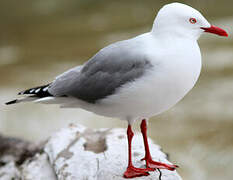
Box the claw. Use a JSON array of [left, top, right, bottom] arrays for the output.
[[141, 157, 146, 161]]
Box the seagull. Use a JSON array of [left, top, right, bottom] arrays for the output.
[[6, 3, 228, 178]]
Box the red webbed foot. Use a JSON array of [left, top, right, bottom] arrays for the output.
[[141, 157, 178, 171], [123, 166, 154, 178]]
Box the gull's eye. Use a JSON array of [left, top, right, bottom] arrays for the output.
[[189, 18, 197, 24]]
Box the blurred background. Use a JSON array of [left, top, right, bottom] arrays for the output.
[[0, 0, 232, 179]]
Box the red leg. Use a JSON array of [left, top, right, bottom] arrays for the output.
[[123, 124, 153, 178], [140, 119, 178, 171]]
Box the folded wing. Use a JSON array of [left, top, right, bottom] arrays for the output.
[[48, 40, 153, 103]]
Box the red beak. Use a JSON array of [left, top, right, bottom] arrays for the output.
[[201, 25, 228, 37]]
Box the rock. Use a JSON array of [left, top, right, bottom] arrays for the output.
[[0, 162, 21, 180], [21, 153, 57, 180], [0, 135, 41, 165], [0, 124, 182, 180]]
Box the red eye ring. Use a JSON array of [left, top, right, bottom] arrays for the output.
[[189, 18, 197, 24]]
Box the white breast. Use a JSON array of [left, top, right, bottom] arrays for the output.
[[73, 34, 201, 123]]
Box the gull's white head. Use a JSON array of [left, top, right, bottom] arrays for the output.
[[152, 3, 228, 39]]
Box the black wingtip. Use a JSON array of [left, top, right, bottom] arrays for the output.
[[18, 91, 24, 95], [5, 99, 17, 105], [17, 84, 52, 98]]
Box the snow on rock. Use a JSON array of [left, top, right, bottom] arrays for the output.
[[21, 153, 56, 180], [0, 162, 21, 180], [0, 124, 182, 180], [44, 124, 182, 180]]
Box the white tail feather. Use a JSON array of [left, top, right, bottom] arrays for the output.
[[35, 97, 76, 105]]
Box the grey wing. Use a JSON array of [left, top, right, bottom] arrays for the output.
[[48, 41, 153, 103]]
